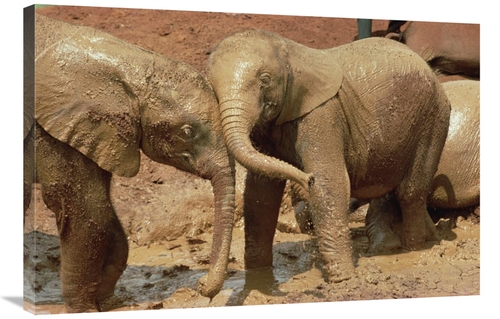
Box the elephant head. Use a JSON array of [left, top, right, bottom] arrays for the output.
[[206, 29, 344, 192], [34, 13, 233, 299]]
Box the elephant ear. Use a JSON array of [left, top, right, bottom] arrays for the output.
[[35, 41, 142, 177], [276, 45, 343, 125]]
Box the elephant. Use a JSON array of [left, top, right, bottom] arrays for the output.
[[25, 12, 235, 312], [292, 80, 480, 244], [205, 29, 451, 284], [386, 20, 407, 34], [386, 21, 480, 78], [365, 79, 480, 253]]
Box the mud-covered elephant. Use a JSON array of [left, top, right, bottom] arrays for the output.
[[206, 29, 451, 284], [386, 21, 480, 78], [24, 12, 235, 312], [365, 79, 480, 253], [294, 79, 480, 238]]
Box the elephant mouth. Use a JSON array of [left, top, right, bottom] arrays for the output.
[[174, 151, 197, 174], [161, 148, 230, 183]]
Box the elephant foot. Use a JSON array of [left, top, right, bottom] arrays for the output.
[[95, 263, 127, 311], [63, 299, 99, 313], [97, 294, 123, 312], [97, 264, 125, 298], [244, 267, 287, 296], [61, 280, 100, 313], [323, 260, 355, 283], [401, 214, 440, 250], [366, 231, 402, 255], [401, 231, 426, 250]]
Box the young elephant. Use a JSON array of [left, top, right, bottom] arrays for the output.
[[365, 80, 480, 253], [25, 13, 235, 312], [386, 21, 480, 78], [206, 29, 451, 284]]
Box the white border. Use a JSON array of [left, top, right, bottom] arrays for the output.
[[2, 1, 495, 318]]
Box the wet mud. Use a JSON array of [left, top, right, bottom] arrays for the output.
[[24, 190, 480, 313], [24, 5, 480, 315]]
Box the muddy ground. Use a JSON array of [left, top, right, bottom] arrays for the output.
[[23, 5, 481, 316]]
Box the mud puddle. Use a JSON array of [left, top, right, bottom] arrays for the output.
[[24, 210, 480, 314]]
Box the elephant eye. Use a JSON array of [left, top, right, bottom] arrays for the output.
[[181, 151, 194, 164], [259, 72, 272, 87], [180, 124, 195, 139]]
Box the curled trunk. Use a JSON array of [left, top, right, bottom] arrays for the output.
[[220, 101, 314, 193]]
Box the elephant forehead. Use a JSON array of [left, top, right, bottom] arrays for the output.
[[208, 61, 256, 96], [210, 32, 286, 69], [233, 60, 260, 85]]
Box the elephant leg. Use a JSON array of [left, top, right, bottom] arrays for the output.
[[308, 167, 353, 283], [395, 141, 442, 250], [95, 214, 128, 311], [301, 152, 353, 282], [23, 125, 35, 224], [243, 171, 286, 269], [35, 124, 128, 312], [296, 104, 354, 283], [365, 194, 402, 254]]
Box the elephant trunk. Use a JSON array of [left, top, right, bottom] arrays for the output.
[[220, 100, 314, 193], [197, 156, 236, 299]]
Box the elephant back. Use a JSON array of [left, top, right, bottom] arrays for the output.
[[330, 37, 434, 81], [34, 14, 142, 177], [429, 80, 480, 208], [329, 37, 450, 150]]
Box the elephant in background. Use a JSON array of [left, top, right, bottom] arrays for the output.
[[206, 29, 451, 285], [386, 20, 407, 34], [365, 79, 480, 253], [386, 21, 480, 78], [25, 12, 235, 312]]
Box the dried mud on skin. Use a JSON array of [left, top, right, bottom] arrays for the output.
[[25, 5, 479, 314]]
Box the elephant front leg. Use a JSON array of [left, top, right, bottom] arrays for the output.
[[95, 213, 128, 311], [300, 131, 354, 283], [55, 208, 106, 313], [243, 171, 286, 269], [36, 127, 128, 312], [42, 181, 128, 313], [308, 169, 355, 283]]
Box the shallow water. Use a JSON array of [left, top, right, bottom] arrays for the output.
[[24, 214, 480, 314]]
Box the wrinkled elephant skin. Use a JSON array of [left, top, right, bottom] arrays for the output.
[[386, 22, 479, 78], [24, 12, 235, 312], [206, 29, 451, 284], [365, 80, 480, 254]]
